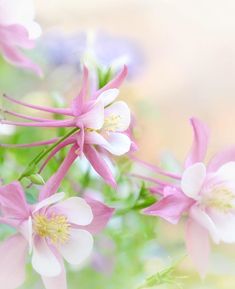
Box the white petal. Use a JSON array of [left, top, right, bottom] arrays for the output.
[[104, 101, 131, 132], [58, 229, 93, 265], [215, 162, 235, 181], [209, 209, 235, 243], [190, 205, 220, 244], [98, 89, 119, 106], [19, 217, 33, 253], [52, 197, 93, 226], [32, 238, 61, 277], [80, 101, 104, 130], [33, 192, 65, 213], [104, 132, 131, 155], [181, 163, 206, 199]]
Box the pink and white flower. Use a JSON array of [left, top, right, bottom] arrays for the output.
[[143, 118, 235, 277], [1, 66, 133, 186], [0, 150, 114, 289], [0, 0, 42, 75]]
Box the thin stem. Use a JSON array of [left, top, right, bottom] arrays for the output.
[[18, 128, 79, 180]]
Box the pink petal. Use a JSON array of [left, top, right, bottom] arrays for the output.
[[32, 237, 61, 277], [51, 197, 93, 226], [181, 163, 206, 200], [0, 181, 30, 222], [208, 146, 235, 172], [83, 144, 116, 187], [94, 65, 128, 98], [0, 234, 28, 289], [39, 145, 78, 201], [184, 117, 209, 168], [185, 218, 210, 278], [58, 229, 93, 265], [82, 197, 115, 234], [72, 66, 88, 116], [3, 94, 73, 116], [1, 118, 75, 127], [143, 186, 194, 224], [0, 40, 42, 76], [41, 252, 67, 289]]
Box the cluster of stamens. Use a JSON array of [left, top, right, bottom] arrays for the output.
[[103, 114, 121, 132], [33, 213, 71, 244]]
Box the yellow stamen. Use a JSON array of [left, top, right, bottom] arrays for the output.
[[103, 114, 121, 132], [33, 214, 70, 244], [203, 187, 235, 213]]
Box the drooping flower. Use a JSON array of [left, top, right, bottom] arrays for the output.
[[1, 66, 134, 187], [0, 147, 114, 289], [0, 0, 42, 75], [142, 118, 235, 277]]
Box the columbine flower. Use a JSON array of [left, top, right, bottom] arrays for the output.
[[0, 148, 114, 289], [1, 66, 133, 186], [0, 0, 42, 75], [142, 118, 235, 277]]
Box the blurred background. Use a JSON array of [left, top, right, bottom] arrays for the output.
[[1, 0, 235, 288]]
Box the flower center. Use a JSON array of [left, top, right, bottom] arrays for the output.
[[33, 214, 71, 244], [203, 187, 235, 213], [103, 114, 121, 132]]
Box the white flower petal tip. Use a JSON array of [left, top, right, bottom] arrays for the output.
[[181, 163, 206, 200]]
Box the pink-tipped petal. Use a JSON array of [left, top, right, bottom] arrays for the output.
[[0, 181, 30, 221], [34, 193, 65, 213], [58, 229, 93, 265], [94, 65, 128, 98], [185, 118, 209, 168], [72, 66, 89, 116], [181, 163, 206, 200], [0, 234, 28, 289], [82, 197, 115, 234], [1, 138, 58, 148], [83, 144, 116, 188], [208, 146, 235, 172], [39, 145, 78, 201], [143, 187, 194, 224], [79, 100, 104, 130], [1, 109, 54, 122], [52, 197, 93, 226], [185, 218, 210, 279]]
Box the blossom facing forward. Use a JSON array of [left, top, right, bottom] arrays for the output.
[[0, 180, 114, 289], [0, 0, 42, 75], [143, 118, 235, 277]]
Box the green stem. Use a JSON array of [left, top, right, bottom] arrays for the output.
[[18, 128, 79, 181]]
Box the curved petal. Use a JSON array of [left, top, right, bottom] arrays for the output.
[[85, 131, 131, 156], [83, 144, 116, 187], [82, 197, 115, 234], [58, 229, 93, 265], [143, 187, 194, 224], [34, 193, 65, 213], [32, 238, 61, 277], [41, 252, 67, 289], [0, 181, 30, 221], [185, 118, 209, 168], [214, 162, 235, 182], [181, 163, 206, 199], [52, 197, 93, 226], [0, 234, 28, 289], [190, 205, 220, 243], [208, 146, 235, 172], [104, 101, 131, 132], [185, 219, 210, 279], [208, 209, 235, 243], [98, 89, 119, 106]]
